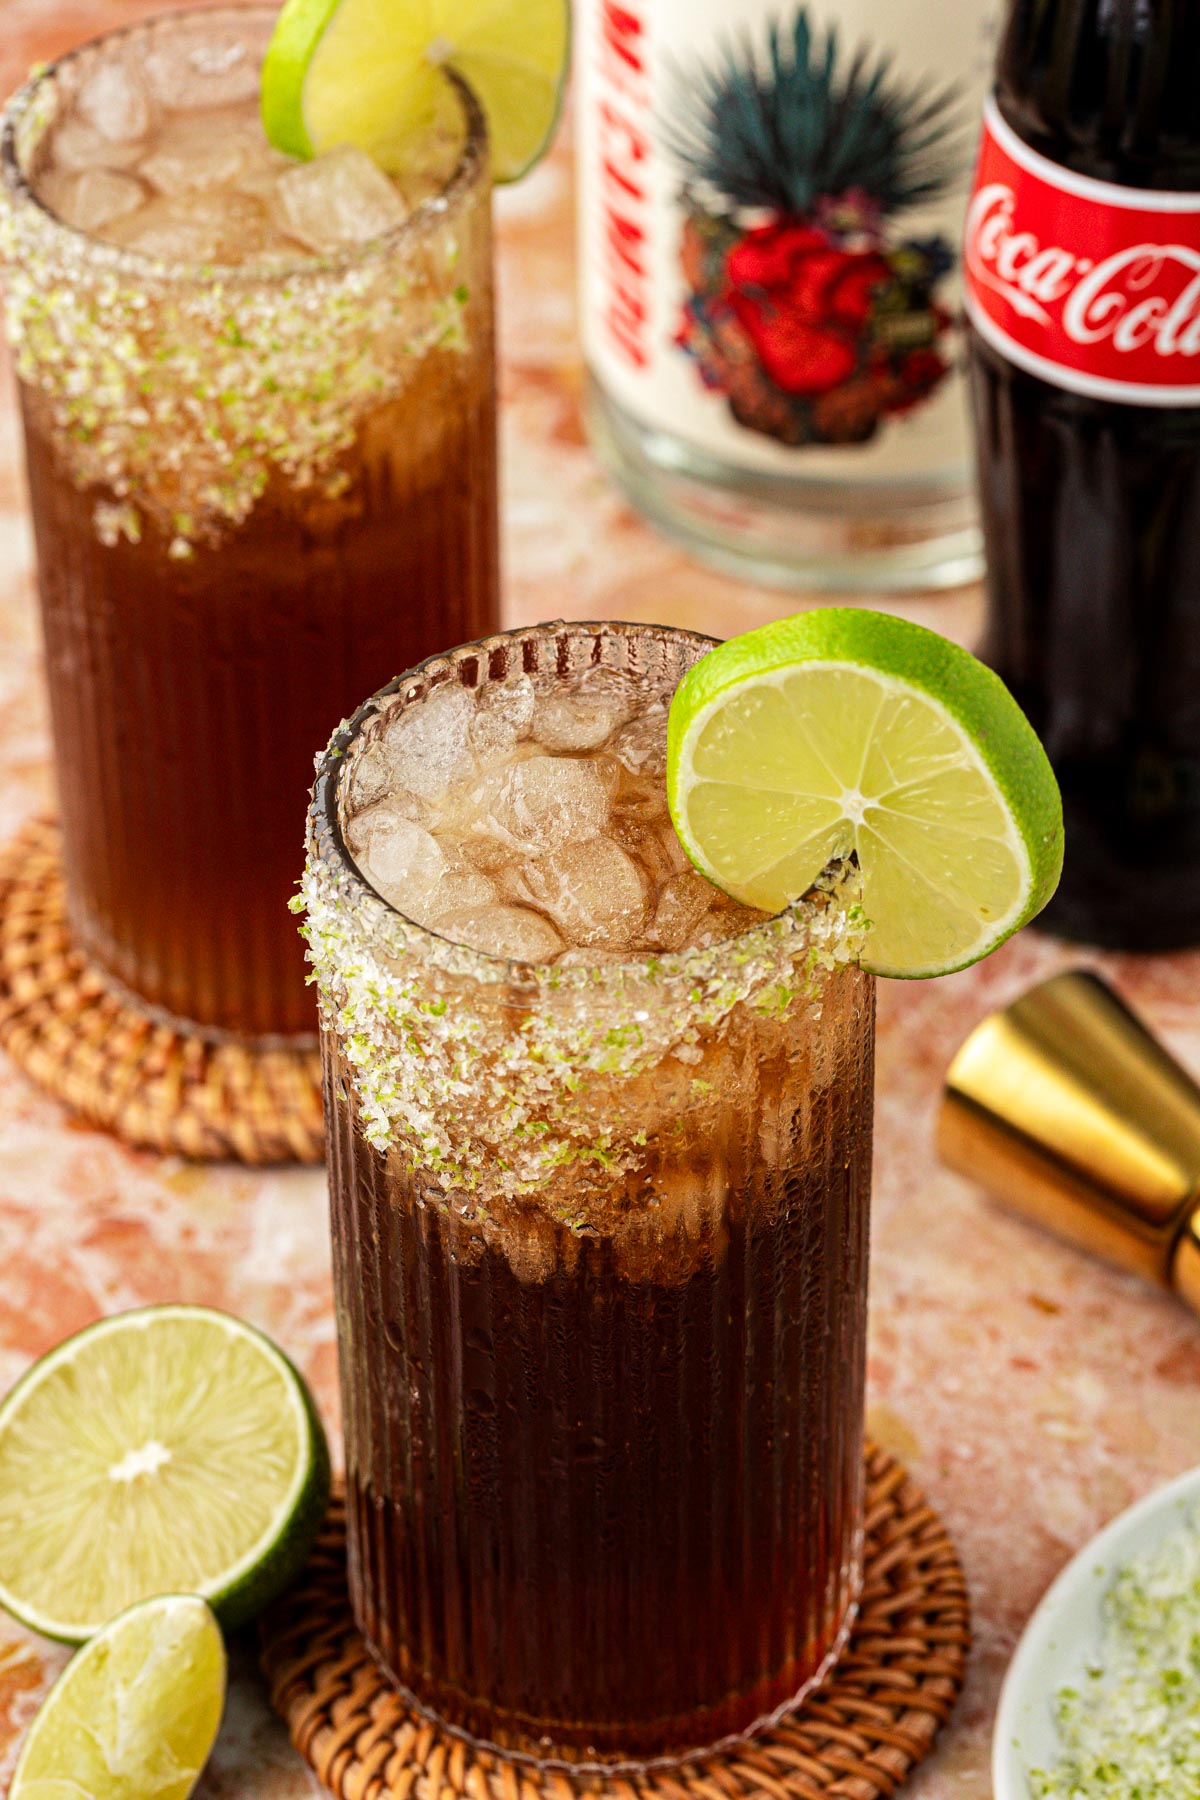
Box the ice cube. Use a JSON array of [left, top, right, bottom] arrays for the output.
[[103, 190, 271, 262], [357, 814, 446, 916], [137, 109, 263, 193], [610, 704, 668, 778], [470, 676, 535, 758], [380, 683, 477, 804], [532, 665, 639, 752], [343, 803, 377, 859], [231, 136, 299, 204], [143, 30, 262, 108], [610, 809, 686, 890], [273, 146, 407, 253], [532, 690, 626, 753], [345, 754, 429, 825], [651, 870, 716, 952], [40, 167, 146, 232], [75, 57, 153, 144], [47, 118, 144, 173], [341, 788, 426, 856], [439, 904, 563, 963], [517, 836, 649, 949], [657, 821, 691, 873], [422, 865, 497, 923], [485, 755, 612, 855], [426, 765, 497, 846]]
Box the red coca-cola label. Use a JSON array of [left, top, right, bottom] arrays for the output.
[[965, 97, 1200, 404]]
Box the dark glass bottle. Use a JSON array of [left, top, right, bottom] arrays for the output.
[[968, 0, 1200, 950]]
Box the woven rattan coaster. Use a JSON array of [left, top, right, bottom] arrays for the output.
[[260, 1445, 969, 1800], [0, 816, 323, 1164]]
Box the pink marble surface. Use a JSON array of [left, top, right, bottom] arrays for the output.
[[2, 4, 1200, 1792]]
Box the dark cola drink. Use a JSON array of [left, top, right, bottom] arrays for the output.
[[964, 0, 1200, 950]]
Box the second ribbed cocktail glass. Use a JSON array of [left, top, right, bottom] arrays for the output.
[[303, 621, 875, 1767], [0, 9, 498, 1041]]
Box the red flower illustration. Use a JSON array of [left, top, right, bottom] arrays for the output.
[[723, 220, 891, 397]]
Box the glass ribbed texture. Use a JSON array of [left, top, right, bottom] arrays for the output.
[[315, 623, 875, 1769]]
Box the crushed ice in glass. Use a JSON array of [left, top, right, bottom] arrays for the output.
[[274, 146, 407, 253], [31, 50, 466, 263], [37, 166, 145, 232], [75, 56, 153, 143], [345, 669, 765, 964]]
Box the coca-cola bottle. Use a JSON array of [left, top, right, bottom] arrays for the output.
[[965, 0, 1200, 950]]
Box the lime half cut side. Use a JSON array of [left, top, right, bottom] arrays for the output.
[[0, 1305, 330, 1643], [9, 1593, 225, 1800], [667, 609, 1063, 979], [262, 0, 570, 183]]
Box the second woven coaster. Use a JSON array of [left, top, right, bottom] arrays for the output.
[[260, 1443, 969, 1800], [0, 816, 323, 1164]]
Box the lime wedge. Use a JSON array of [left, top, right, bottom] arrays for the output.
[[9, 1594, 225, 1800], [667, 608, 1063, 979], [262, 0, 569, 183], [0, 1305, 330, 1643]]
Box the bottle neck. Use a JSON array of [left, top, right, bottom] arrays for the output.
[[995, 0, 1200, 189]]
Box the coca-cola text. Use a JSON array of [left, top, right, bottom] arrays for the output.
[[965, 98, 1200, 402]]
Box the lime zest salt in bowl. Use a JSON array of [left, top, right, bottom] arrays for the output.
[[993, 1461, 1200, 1800]]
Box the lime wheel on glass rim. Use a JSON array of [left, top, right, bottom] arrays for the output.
[[667, 607, 1064, 978], [262, 0, 570, 183]]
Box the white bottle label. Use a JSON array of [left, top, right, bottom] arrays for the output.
[[574, 0, 998, 482]]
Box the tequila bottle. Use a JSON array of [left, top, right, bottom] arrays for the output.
[[574, 0, 997, 590]]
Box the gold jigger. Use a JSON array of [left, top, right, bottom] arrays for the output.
[[938, 970, 1200, 1309]]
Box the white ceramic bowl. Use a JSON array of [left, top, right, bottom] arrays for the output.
[[992, 1461, 1200, 1800]]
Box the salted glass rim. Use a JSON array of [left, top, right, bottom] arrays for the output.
[[0, 3, 490, 287], [306, 618, 860, 989]]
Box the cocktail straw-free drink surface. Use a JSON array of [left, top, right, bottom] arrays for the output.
[[1, 9, 499, 1039], [304, 622, 875, 1765]]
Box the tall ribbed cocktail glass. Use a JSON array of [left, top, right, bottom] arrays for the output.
[[302, 622, 875, 1767], [0, 9, 498, 1041]]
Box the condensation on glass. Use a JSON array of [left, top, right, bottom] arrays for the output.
[[303, 621, 875, 1768]]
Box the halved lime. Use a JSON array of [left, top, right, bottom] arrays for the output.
[[262, 0, 569, 183], [0, 1305, 330, 1643], [9, 1593, 225, 1800], [667, 608, 1063, 979]]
